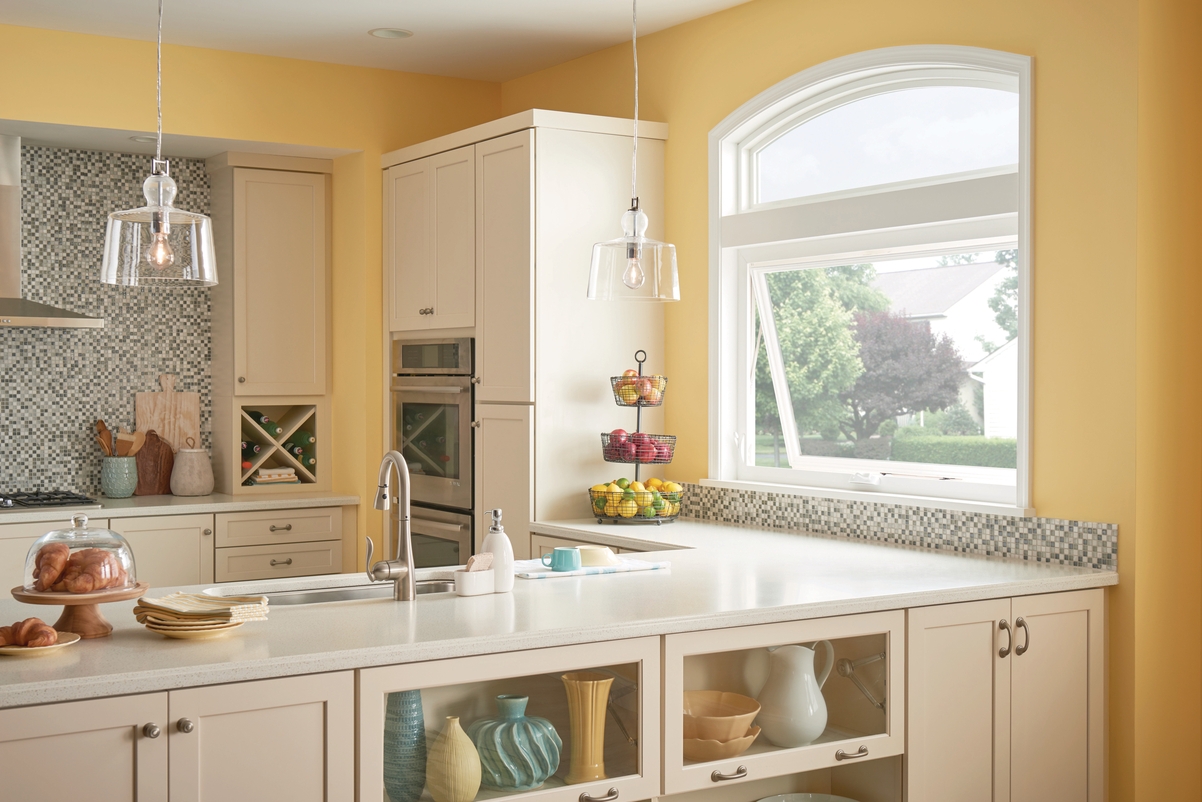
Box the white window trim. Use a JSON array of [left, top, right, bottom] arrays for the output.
[[707, 45, 1033, 515]]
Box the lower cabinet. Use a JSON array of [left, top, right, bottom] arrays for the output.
[[110, 514, 216, 588], [0, 673, 353, 802], [906, 588, 1104, 802], [359, 637, 661, 802]]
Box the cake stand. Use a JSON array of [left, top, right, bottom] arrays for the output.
[[10, 582, 149, 639]]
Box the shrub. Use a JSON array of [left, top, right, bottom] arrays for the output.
[[853, 437, 892, 460], [890, 436, 1017, 468]]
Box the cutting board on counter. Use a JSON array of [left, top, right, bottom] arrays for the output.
[[135, 374, 200, 453], [135, 430, 175, 496]]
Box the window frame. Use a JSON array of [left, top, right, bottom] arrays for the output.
[[707, 45, 1033, 514]]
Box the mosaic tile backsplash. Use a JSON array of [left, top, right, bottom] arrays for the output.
[[0, 146, 212, 494], [680, 483, 1118, 570]]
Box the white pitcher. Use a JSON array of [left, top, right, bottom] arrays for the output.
[[756, 641, 835, 747]]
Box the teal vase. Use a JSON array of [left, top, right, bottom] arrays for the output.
[[467, 695, 562, 791], [384, 690, 427, 802]]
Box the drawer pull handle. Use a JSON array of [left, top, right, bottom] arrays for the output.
[[835, 746, 869, 761], [579, 788, 618, 802], [271, 558, 294, 566], [710, 766, 747, 782], [269, 524, 293, 532], [1016, 617, 1031, 656], [142, 723, 161, 739], [177, 718, 195, 734], [999, 618, 1012, 658]]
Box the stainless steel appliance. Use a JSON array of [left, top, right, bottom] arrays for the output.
[[0, 491, 100, 509], [391, 337, 474, 566]]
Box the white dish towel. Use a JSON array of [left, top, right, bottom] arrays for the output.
[[513, 557, 670, 579]]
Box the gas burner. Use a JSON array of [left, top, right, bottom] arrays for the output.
[[0, 491, 100, 509]]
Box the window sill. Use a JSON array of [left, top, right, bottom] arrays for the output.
[[699, 477, 1035, 518]]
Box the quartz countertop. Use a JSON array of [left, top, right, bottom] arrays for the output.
[[0, 518, 1114, 709], [0, 492, 360, 525]]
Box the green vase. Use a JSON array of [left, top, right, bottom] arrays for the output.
[[467, 695, 562, 791]]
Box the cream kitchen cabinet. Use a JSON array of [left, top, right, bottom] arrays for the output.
[[0, 673, 353, 802], [0, 692, 168, 802], [530, 532, 645, 558], [906, 588, 1104, 802], [110, 514, 215, 588], [474, 402, 533, 559], [359, 637, 660, 802], [385, 144, 476, 332]]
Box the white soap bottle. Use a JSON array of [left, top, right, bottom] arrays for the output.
[[481, 508, 514, 593]]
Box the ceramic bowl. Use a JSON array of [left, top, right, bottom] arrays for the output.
[[683, 690, 761, 741], [682, 725, 760, 762]]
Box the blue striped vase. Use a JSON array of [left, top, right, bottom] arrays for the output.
[[384, 690, 427, 802], [467, 694, 562, 791]]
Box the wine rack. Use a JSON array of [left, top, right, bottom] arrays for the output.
[[212, 396, 329, 494]]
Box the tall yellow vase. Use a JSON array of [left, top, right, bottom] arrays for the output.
[[426, 716, 482, 802], [561, 671, 615, 784]]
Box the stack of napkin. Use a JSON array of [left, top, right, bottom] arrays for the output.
[[247, 467, 299, 485], [134, 592, 269, 638]]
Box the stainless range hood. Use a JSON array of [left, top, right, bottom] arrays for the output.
[[0, 135, 103, 328]]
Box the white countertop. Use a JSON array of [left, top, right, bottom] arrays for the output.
[[0, 492, 360, 525], [0, 518, 1115, 708]]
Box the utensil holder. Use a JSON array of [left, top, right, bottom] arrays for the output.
[[100, 456, 138, 498]]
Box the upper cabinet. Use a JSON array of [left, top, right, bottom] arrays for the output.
[[386, 144, 476, 332], [209, 156, 332, 398]]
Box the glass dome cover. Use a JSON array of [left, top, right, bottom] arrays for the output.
[[23, 514, 137, 594]]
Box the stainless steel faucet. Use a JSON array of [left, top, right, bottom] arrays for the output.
[[364, 450, 416, 601]]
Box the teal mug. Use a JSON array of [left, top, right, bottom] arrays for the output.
[[541, 547, 582, 572]]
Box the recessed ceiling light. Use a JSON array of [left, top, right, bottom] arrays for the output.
[[369, 28, 413, 39], [129, 135, 157, 144]]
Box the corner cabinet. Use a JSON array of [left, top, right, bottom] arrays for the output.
[[386, 144, 477, 332], [906, 588, 1104, 802], [359, 638, 661, 802]]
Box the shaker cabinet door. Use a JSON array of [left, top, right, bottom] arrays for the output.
[[110, 514, 215, 588], [473, 402, 533, 559], [387, 158, 433, 332]]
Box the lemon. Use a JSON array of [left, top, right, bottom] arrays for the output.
[[591, 484, 608, 493], [664, 481, 682, 493], [618, 385, 640, 405], [633, 490, 652, 507], [607, 483, 621, 494], [630, 481, 645, 492], [617, 499, 638, 518], [646, 477, 663, 489], [604, 501, 619, 516], [657, 503, 671, 517]]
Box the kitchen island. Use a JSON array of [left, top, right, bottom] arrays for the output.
[[0, 519, 1115, 802]]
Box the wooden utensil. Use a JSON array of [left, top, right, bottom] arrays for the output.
[[115, 438, 131, 456], [94, 434, 112, 457], [128, 430, 147, 456], [135, 430, 174, 496], [135, 374, 200, 453]]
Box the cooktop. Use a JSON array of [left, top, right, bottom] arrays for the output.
[[0, 491, 101, 509]]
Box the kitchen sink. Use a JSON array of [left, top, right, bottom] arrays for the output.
[[257, 579, 456, 606]]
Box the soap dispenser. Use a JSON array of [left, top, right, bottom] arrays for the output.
[[481, 509, 514, 593]]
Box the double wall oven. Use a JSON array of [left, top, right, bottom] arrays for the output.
[[391, 337, 474, 567]]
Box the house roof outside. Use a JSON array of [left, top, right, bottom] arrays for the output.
[[872, 261, 1005, 318]]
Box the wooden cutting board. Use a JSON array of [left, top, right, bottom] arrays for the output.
[[136, 374, 200, 453], [135, 430, 175, 496]]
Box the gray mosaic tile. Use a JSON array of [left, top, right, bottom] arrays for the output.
[[0, 146, 212, 495], [679, 483, 1118, 571]]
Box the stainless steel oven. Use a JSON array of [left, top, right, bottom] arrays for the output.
[[391, 337, 474, 513], [411, 506, 473, 568]]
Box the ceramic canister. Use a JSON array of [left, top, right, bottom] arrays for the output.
[[100, 456, 138, 499], [169, 437, 215, 496]]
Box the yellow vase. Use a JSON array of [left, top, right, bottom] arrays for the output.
[[561, 671, 615, 784], [426, 716, 482, 802]]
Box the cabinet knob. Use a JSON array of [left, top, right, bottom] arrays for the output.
[[471, 420, 481, 429], [142, 723, 161, 739], [177, 718, 195, 734], [471, 376, 482, 385], [203, 528, 212, 536], [710, 766, 747, 782], [270, 558, 294, 567], [579, 788, 619, 802], [238, 377, 246, 383]]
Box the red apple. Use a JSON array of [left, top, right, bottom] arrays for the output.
[[620, 441, 638, 461], [635, 378, 653, 399], [631, 431, 651, 446], [656, 442, 673, 461], [636, 442, 657, 462], [609, 428, 629, 445], [623, 369, 639, 378]]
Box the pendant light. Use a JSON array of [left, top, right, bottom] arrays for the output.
[[101, 0, 217, 287], [587, 0, 679, 301]]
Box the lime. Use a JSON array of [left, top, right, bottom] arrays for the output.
[[616, 478, 631, 490], [622, 489, 635, 501], [641, 506, 657, 518]]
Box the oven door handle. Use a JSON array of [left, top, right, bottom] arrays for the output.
[[412, 519, 466, 533], [395, 386, 465, 394]]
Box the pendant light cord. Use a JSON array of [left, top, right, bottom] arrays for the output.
[[629, 0, 639, 210], [155, 0, 164, 166]]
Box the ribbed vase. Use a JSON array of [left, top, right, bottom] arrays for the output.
[[426, 716, 482, 802], [561, 671, 614, 784], [383, 690, 427, 802], [467, 695, 562, 791]]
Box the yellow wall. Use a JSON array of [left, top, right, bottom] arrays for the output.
[[500, 0, 1165, 796], [0, 23, 503, 559]]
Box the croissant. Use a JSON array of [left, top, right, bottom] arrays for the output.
[[0, 618, 57, 647], [53, 549, 127, 594], [32, 542, 70, 591]]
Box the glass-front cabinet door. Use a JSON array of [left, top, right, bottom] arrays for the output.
[[662, 610, 904, 794], [360, 638, 660, 802]]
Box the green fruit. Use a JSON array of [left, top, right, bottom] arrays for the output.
[[651, 490, 662, 502], [593, 496, 607, 511], [641, 506, 657, 518], [652, 499, 665, 511], [616, 478, 631, 489], [622, 489, 635, 501]]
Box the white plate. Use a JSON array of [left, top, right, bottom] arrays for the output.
[[0, 631, 82, 656]]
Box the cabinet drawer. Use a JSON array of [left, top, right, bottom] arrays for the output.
[[215, 541, 341, 582], [215, 507, 341, 548]]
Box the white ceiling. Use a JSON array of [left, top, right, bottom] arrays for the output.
[[0, 0, 750, 82]]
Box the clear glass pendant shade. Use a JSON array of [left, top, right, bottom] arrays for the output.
[[101, 168, 217, 286], [588, 206, 679, 301]]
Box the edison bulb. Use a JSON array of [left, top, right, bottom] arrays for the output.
[[143, 232, 175, 268], [622, 254, 646, 289]]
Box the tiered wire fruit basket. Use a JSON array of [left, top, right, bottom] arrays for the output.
[[589, 350, 683, 524]]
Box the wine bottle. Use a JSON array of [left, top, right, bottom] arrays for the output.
[[246, 410, 282, 437], [241, 441, 261, 455], [296, 432, 316, 445]]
